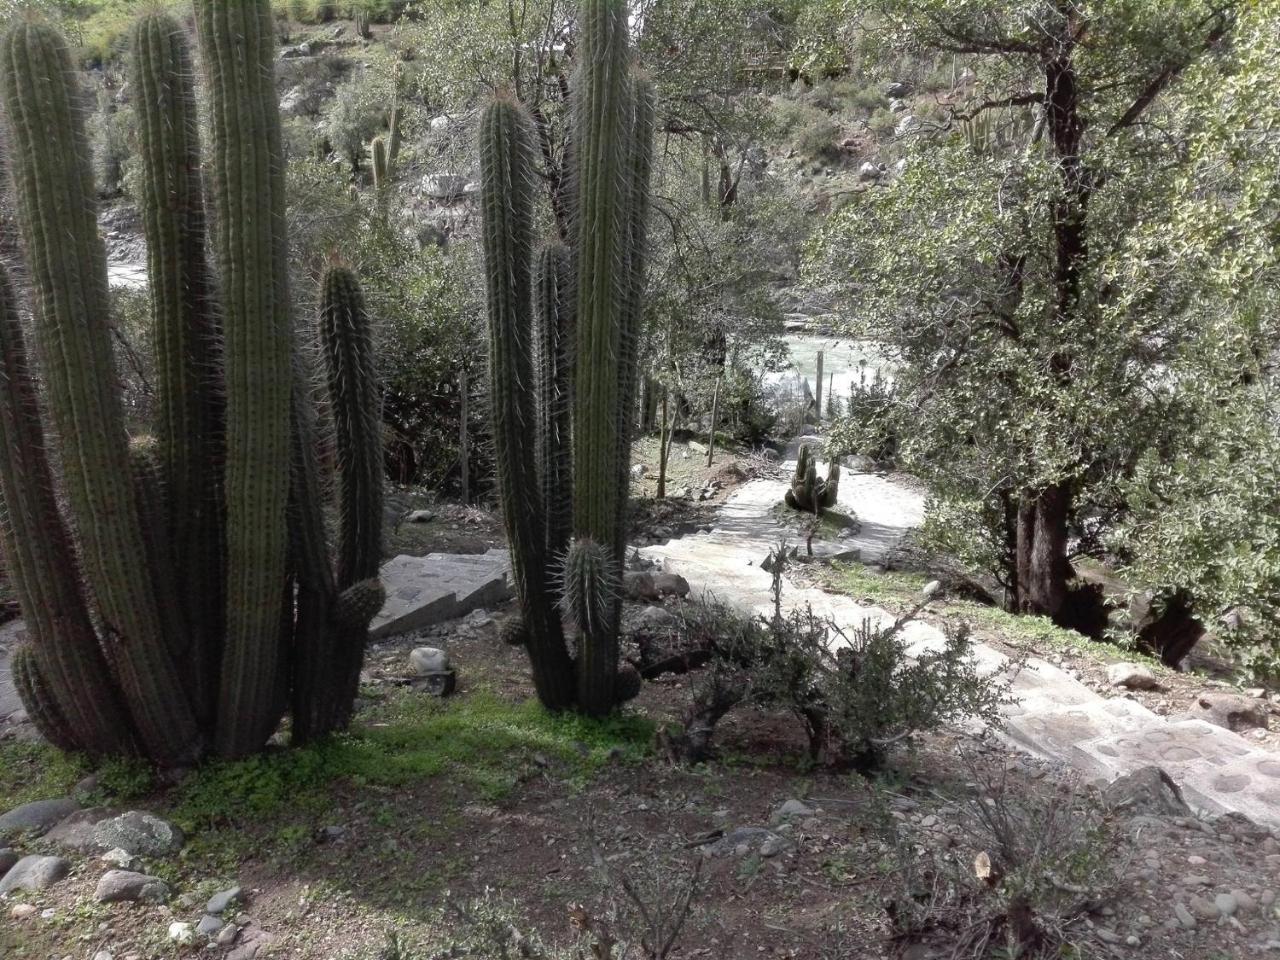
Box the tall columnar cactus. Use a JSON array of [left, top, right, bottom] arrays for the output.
[[371, 136, 390, 191], [194, 0, 295, 757], [0, 3, 384, 766], [0, 18, 199, 763], [132, 10, 225, 725], [480, 96, 575, 710], [481, 0, 653, 717]]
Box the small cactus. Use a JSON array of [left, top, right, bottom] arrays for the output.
[[785, 444, 840, 513]]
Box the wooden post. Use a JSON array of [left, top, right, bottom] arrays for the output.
[[815, 349, 824, 420], [657, 384, 670, 499], [706, 372, 721, 468], [459, 362, 470, 504]]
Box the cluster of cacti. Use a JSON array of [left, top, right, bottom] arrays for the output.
[[481, 0, 653, 717], [0, 3, 383, 765], [785, 445, 840, 514]]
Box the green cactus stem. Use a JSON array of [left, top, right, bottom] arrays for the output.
[[11, 646, 81, 754], [572, 0, 635, 716], [194, 0, 294, 757], [132, 10, 225, 727], [0, 19, 199, 763], [480, 94, 575, 711], [371, 135, 389, 191], [534, 240, 574, 564], [0, 266, 136, 757]]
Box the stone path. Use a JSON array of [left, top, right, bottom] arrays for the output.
[[640, 464, 1280, 828]]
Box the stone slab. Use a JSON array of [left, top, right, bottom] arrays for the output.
[[1073, 719, 1261, 814], [370, 549, 511, 639], [1181, 751, 1280, 827], [999, 698, 1160, 769], [0, 620, 28, 723], [1002, 658, 1103, 717]]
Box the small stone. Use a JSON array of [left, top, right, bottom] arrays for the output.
[[624, 571, 659, 601], [771, 799, 815, 823], [759, 834, 791, 857], [197, 914, 223, 937], [72, 775, 100, 802], [1261, 889, 1275, 907], [95, 870, 170, 904], [405, 509, 435, 523], [1188, 895, 1220, 921], [409, 647, 450, 676], [1107, 663, 1161, 690], [0, 797, 79, 838], [1187, 855, 1207, 865], [1216, 892, 1239, 917], [207, 885, 242, 914], [1095, 928, 1121, 944], [1233, 889, 1256, 913], [9, 903, 38, 921], [0, 854, 71, 894], [1184, 875, 1211, 886], [1125, 936, 1140, 947], [101, 848, 137, 870], [169, 921, 194, 945], [217, 923, 240, 946], [93, 952, 114, 960]]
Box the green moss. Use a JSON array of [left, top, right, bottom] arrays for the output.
[[0, 740, 86, 807]]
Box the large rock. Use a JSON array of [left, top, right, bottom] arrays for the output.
[[0, 854, 70, 894], [0, 847, 17, 875], [0, 797, 78, 838], [47, 809, 184, 858], [1106, 662, 1161, 691], [1185, 692, 1269, 733], [652, 573, 690, 598], [94, 869, 170, 904], [371, 550, 512, 639], [1103, 766, 1191, 818]]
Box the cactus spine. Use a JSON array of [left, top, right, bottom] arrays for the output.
[[481, 0, 653, 717], [0, 3, 384, 766]]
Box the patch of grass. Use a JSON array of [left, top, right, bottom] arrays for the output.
[[172, 690, 653, 836], [822, 561, 1165, 670], [0, 740, 87, 809]]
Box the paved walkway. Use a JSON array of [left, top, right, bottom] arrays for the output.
[[640, 466, 1280, 828]]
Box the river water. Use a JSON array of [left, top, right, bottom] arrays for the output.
[[765, 334, 892, 408]]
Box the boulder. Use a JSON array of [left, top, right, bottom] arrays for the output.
[[0, 855, 71, 895], [94, 869, 170, 904], [885, 81, 912, 98], [652, 573, 690, 598], [857, 161, 881, 181], [409, 647, 450, 676], [1106, 662, 1161, 691], [624, 571, 659, 602], [47, 809, 184, 858], [1186, 692, 1269, 733], [631, 605, 678, 636], [0, 847, 17, 876], [0, 797, 78, 838], [1102, 766, 1191, 818]]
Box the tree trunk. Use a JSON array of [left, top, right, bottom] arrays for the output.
[[1015, 483, 1071, 619]]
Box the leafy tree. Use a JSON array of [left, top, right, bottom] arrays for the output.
[[809, 1, 1278, 643]]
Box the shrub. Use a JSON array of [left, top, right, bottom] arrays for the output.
[[794, 114, 843, 163], [661, 552, 1008, 770], [828, 362, 900, 466]]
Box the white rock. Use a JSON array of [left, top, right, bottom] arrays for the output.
[[409, 647, 450, 676], [169, 922, 194, 944]]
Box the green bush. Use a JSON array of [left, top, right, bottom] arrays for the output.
[[794, 113, 843, 163], [828, 363, 899, 466], [664, 558, 1008, 770]]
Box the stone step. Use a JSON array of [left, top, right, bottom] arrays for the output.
[[371, 550, 512, 639], [999, 698, 1160, 769], [1002, 658, 1103, 717], [1072, 719, 1263, 816], [1192, 752, 1280, 828]]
